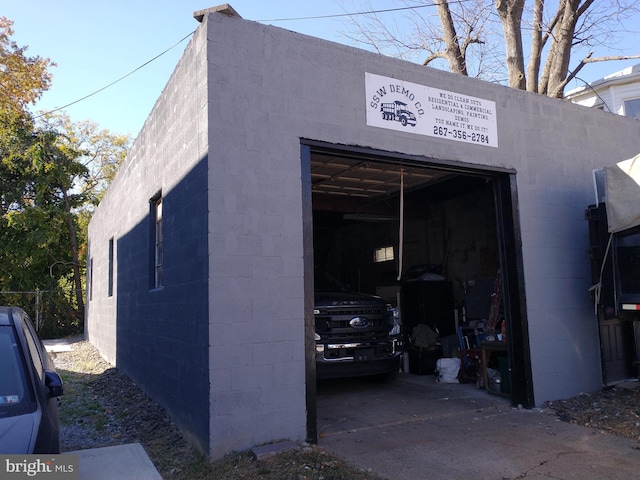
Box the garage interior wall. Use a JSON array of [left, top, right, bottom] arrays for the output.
[[86, 7, 640, 460]]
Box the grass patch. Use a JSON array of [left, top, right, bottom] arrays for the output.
[[58, 370, 103, 425]]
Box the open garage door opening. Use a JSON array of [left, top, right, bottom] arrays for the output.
[[302, 141, 533, 442]]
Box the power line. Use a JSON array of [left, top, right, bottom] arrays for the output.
[[34, 2, 470, 117], [34, 30, 195, 119], [256, 3, 434, 22], [573, 76, 612, 112], [256, 0, 478, 22]]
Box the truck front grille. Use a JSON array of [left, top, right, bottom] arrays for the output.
[[315, 306, 390, 339]]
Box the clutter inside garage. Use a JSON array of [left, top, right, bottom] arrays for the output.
[[311, 148, 511, 396]]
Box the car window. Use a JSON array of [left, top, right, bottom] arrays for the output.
[[19, 316, 44, 381], [0, 326, 32, 416]]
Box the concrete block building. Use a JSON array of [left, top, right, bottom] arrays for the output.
[[86, 5, 640, 459]]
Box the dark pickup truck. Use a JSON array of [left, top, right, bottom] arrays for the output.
[[314, 270, 402, 381]]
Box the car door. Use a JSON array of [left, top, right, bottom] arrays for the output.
[[17, 311, 61, 453], [0, 320, 37, 453]]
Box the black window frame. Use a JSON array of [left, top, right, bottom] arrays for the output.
[[108, 237, 114, 297], [149, 191, 163, 289]]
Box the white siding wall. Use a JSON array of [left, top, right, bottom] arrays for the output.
[[567, 68, 640, 117]]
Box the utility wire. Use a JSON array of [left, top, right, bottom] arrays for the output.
[[256, 3, 433, 22], [256, 0, 477, 22], [34, 1, 472, 116], [573, 76, 612, 112], [34, 30, 195, 119]]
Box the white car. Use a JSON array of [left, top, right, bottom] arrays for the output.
[[0, 306, 64, 453]]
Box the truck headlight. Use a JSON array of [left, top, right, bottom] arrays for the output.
[[387, 306, 400, 335]]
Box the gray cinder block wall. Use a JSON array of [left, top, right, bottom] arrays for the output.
[[87, 7, 640, 459], [87, 23, 211, 453]]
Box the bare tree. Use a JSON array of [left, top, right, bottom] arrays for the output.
[[496, 0, 526, 89], [340, 0, 640, 97], [340, 0, 497, 76]]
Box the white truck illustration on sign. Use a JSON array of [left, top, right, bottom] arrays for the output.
[[380, 101, 417, 127]]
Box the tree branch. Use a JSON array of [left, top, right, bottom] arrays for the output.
[[423, 51, 447, 65], [583, 54, 640, 63]]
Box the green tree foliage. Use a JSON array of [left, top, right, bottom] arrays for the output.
[[0, 17, 52, 111], [0, 127, 87, 337], [0, 115, 130, 337], [34, 116, 131, 329], [38, 114, 131, 207], [0, 16, 54, 216], [0, 15, 58, 301], [0, 18, 130, 337]]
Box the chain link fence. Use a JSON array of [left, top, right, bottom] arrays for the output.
[[0, 289, 83, 339]]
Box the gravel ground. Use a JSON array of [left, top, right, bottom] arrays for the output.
[[49, 337, 640, 478], [49, 337, 384, 480], [50, 337, 200, 478], [544, 381, 640, 440]]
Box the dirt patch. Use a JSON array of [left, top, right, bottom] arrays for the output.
[[544, 382, 640, 440], [50, 338, 384, 480]]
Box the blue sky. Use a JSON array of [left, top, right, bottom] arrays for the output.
[[5, 1, 640, 137]]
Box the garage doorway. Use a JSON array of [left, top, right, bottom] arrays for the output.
[[301, 141, 533, 442]]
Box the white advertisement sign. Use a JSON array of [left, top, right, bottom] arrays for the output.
[[365, 72, 498, 148]]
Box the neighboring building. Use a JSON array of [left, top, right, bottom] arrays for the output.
[[565, 63, 640, 119], [86, 5, 640, 460]]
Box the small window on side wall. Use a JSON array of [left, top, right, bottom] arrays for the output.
[[108, 238, 114, 297], [150, 192, 163, 289], [89, 257, 93, 301], [374, 246, 394, 263]]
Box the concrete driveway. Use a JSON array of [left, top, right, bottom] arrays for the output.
[[317, 373, 640, 480]]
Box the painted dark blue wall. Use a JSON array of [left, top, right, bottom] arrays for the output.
[[116, 157, 209, 452]]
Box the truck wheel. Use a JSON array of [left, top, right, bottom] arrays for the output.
[[400, 116, 407, 126]]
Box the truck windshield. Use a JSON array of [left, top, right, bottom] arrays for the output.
[[314, 270, 353, 293], [616, 229, 640, 294]]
